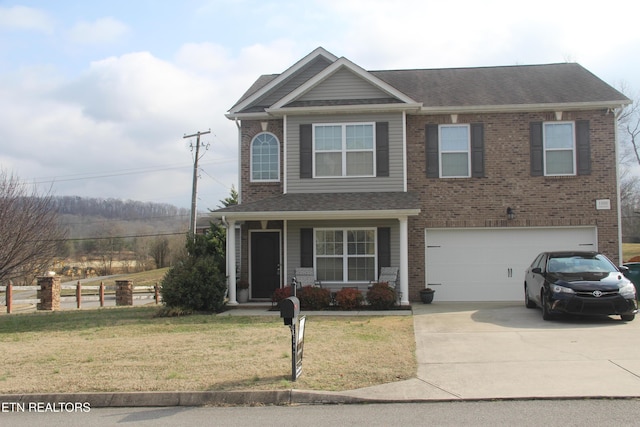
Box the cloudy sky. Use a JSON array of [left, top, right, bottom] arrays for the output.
[[1, 0, 639, 210]]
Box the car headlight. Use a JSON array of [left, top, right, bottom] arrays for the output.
[[552, 284, 575, 294], [619, 282, 636, 298]]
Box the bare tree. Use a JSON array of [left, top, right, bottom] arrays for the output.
[[618, 84, 640, 166], [0, 170, 67, 284]]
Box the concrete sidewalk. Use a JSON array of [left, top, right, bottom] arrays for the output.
[[2, 302, 640, 407]]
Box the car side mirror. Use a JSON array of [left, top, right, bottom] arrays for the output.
[[618, 265, 629, 273], [532, 267, 542, 274]]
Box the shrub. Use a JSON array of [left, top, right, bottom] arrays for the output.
[[335, 287, 364, 310], [298, 285, 331, 310], [271, 286, 294, 304], [366, 282, 396, 310], [160, 255, 227, 313]]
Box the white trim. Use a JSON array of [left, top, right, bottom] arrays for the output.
[[414, 101, 630, 115], [439, 124, 471, 178], [227, 219, 237, 305], [249, 132, 281, 182], [210, 208, 420, 222], [283, 115, 288, 194], [314, 227, 377, 284], [542, 121, 576, 176], [402, 111, 407, 192], [312, 122, 376, 178]]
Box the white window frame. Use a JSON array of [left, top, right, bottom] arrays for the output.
[[439, 124, 471, 178], [250, 132, 280, 182], [314, 228, 377, 283], [543, 121, 576, 176], [312, 122, 376, 178]]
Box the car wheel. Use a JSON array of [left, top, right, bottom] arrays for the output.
[[621, 314, 635, 322], [525, 284, 536, 308], [541, 291, 554, 321]]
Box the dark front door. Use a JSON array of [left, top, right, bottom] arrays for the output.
[[251, 231, 280, 299]]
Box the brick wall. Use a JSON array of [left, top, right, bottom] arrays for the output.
[[240, 119, 284, 203], [406, 109, 619, 299]]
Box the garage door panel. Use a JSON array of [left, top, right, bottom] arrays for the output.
[[425, 227, 597, 302]]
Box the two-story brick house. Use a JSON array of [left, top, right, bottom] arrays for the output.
[[210, 47, 630, 304]]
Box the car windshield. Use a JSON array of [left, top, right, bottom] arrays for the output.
[[547, 254, 616, 273]]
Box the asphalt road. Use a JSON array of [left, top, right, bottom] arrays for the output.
[[2, 399, 640, 427]]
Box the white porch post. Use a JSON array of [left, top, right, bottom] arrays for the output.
[[399, 216, 409, 305], [227, 218, 238, 305]]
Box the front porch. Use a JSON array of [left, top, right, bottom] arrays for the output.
[[208, 192, 420, 306]]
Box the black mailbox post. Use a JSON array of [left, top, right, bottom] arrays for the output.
[[279, 296, 300, 325], [279, 296, 305, 381]]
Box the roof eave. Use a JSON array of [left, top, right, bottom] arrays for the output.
[[416, 100, 631, 115], [208, 208, 421, 221], [265, 103, 423, 116]]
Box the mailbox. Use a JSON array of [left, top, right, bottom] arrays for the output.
[[279, 296, 300, 325]]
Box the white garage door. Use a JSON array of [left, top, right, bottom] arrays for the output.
[[425, 227, 597, 301]]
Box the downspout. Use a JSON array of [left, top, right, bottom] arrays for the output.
[[614, 106, 624, 264]]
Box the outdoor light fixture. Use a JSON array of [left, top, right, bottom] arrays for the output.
[[507, 207, 515, 220]]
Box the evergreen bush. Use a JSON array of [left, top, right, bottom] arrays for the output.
[[366, 282, 396, 310]]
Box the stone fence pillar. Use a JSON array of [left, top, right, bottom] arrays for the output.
[[115, 280, 133, 306], [37, 276, 60, 311]]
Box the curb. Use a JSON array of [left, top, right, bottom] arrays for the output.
[[0, 390, 379, 408]]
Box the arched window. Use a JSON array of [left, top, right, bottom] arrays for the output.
[[251, 133, 280, 181]]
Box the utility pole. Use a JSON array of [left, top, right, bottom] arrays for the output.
[[183, 129, 211, 237]]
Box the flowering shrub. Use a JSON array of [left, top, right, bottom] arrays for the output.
[[271, 286, 294, 304], [366, 282, 396, 310], [335, 287, 364, 310], [298, 286, 331, 310]]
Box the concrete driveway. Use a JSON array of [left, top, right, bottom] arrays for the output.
[[342, 302, 640, 401]]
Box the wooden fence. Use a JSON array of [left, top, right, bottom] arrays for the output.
[[0, 279, 160, 314]]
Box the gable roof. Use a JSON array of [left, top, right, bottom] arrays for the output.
[[227, 48, 630, 118]]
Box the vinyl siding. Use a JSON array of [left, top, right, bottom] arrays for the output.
[[298, 67, 393, 101], [286, 112, 405, 193], [286, 219, 400, 284]]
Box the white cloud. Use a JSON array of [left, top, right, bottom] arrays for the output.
[[0, 5, 53, 33], [67, 17, 129, 45]]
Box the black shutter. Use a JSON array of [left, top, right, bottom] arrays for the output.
[[471, 123, 485, 178], [377, 227, 391, 269], [376, 122, 389, 177], [576, 120, 591, 175], [300, 124, 312, 179], [426, 124, 439, 178], [530, 122, 543, 176], [300, 228, 313, 268]]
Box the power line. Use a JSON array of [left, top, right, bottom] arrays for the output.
[[39, 231, 188, 243]]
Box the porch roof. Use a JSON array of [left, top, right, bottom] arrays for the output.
[[208, 192, 421, 221]]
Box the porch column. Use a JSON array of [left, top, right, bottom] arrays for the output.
[[227, 218, 238, 305], [399, 216, 409, 305]]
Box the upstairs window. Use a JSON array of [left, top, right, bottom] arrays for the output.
[[439, 125, 471, 178], [543, 122, 575, 175], [251, 132, 279, 181], [313, 123, 375, 177]]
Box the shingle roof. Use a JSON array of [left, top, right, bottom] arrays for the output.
[[210, 192, 420, 217], [371, 63, 628, 107], [230, 61, 628, 114]]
